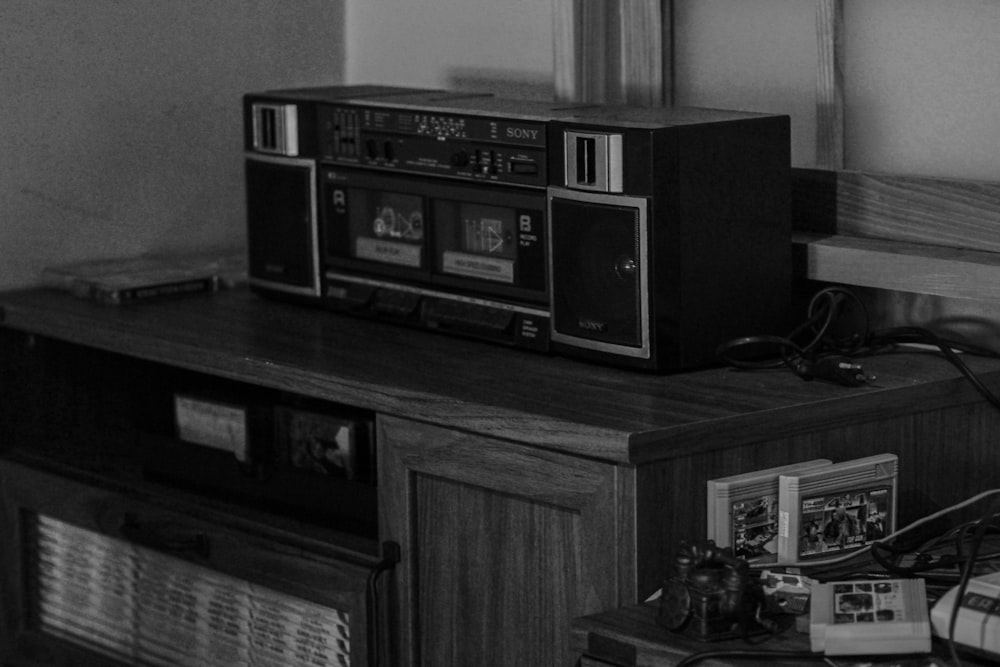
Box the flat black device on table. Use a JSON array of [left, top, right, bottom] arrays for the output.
[[243, 85, 792, 371]]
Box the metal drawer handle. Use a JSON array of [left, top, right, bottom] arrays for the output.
[[367, 540, 400, 667]]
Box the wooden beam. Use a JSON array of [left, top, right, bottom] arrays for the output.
[[553, 0, 669, 105], [552, 0, 618, 103], [793, 168, 1000, 252], [815, 0, 844, 169], [662, 0, 673, 106], [793, 168, 1000, 300], [619, 0, 668, 106], [552, 0, 579, 103], [795, 232, 1000, 301]]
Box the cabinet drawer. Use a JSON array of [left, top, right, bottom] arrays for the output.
[[0, 457, 394, 667]]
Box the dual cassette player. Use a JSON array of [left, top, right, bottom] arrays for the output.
[[244, 84, 792, 371]]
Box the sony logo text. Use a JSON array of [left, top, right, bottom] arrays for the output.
[[506, 127, 539, 140]]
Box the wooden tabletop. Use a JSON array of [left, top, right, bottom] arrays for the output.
[[573, 603, 813, 666], [573, 602, 992, 666], [3, 287, 998, 464]]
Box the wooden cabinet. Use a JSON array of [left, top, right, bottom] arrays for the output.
[[0, 456, 385, 667], [379, 416, 633, 666], [2, 287, 1000, 666]]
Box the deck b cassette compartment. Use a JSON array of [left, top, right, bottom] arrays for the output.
[[546, 106, 792, 371]]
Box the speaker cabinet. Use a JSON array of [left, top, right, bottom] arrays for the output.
[[547, 112, 791, 371], [549, 191, 649, 358], [245, 155, 320, 298]]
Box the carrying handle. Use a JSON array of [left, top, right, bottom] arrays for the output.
[[119, 512, 211, 559]]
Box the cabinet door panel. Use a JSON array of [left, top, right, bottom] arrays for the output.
[[0, 457, 383, 667], [379, 415, 634, 667]]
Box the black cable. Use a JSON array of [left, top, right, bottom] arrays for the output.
[[869, 525, 1000, 576], [803, 286, 870, 356], [715, 334, 807, 371], [673, 648, 823, 667], [718, 286, 875, 385], [717, 286, 866, 374], [867, 326, 1000, 412], [718, 286, 1000, 408], [864, 497, 1000, 665], [946, 501, 1000, 667]]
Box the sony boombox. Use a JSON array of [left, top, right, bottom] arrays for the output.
[[244, 84, 791, 371]]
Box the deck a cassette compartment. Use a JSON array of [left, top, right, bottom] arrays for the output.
[[546, 106, 792, 370], [245, 85, 451, 300]]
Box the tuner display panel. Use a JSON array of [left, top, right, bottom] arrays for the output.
[[318, 104, 548, 188]]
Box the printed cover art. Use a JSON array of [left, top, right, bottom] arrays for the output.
[[797, 487, 891, 558], [275, 407, 357, 480], [831, 580, 912, 625], [731, 494, 779, 561]]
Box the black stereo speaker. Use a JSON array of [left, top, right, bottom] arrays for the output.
[[547, 111, 791, 371], [242, 85, 507, 304], [245, 156, 320, 299], [550, 192, 647, 353], [241, 84, 792, 370]]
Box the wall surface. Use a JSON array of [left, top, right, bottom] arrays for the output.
[[347, 0, 1000, 178], [1, 1, 345, 290], [843, 0, 1000, 179], [8, 1, 998, 288], [674, 0, 1000, 179], [345, 0, 554, 100], [674, 0, 818, 167]]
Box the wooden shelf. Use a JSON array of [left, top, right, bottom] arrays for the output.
[[791, 167, 1000, 301], [6, 285, 1000, 665], [3, 287, 1000, 465], [795, 232, 1000, 301], [573, 603, 998, 667]]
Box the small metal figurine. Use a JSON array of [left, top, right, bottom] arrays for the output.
[[656, 539, 766, 641]]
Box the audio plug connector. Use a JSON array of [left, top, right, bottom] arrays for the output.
[[796, 356, 877, 387]]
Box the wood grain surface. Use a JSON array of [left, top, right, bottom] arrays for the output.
[[379, 415, 630, 667], [621, 0, 667, 106], [3, 287, 1000, 464], [552, 0, 617, 103], [573, 602, 809, 666], [573, 601, 999, 666], [796, 232, 1000, 301], [815, 0, 844, 170], [794, 168, 1000, 250]]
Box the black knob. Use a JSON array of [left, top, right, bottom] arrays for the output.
[[452, 150, 469, 167], [615, 255, 637, 280]]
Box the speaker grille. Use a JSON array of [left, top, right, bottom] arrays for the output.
[[31, 514, 351, 666], [550, 196, 643, 348], [246, 158, 317, 292]]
